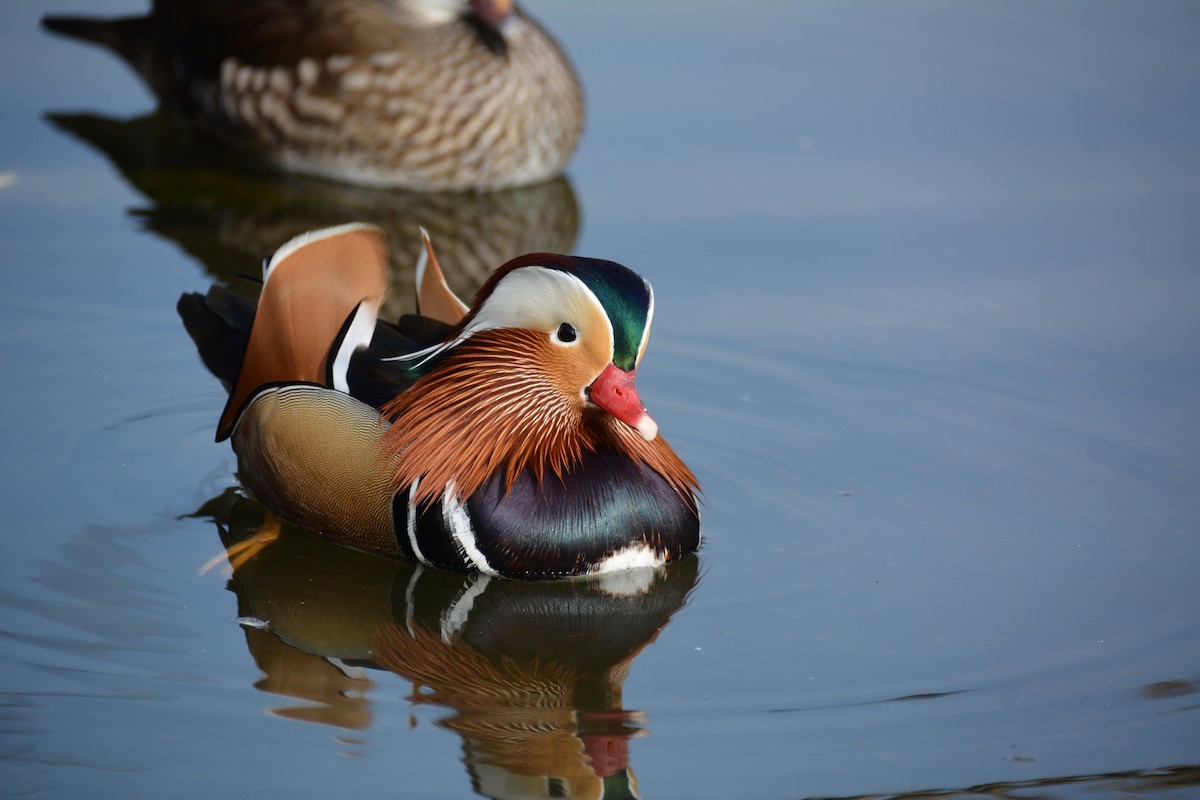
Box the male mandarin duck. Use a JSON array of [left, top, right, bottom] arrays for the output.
[[178, 224, 700, 579], [42, 0, 583, 191]]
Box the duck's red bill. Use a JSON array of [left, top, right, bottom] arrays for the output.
[[589, 364, 658, 441]]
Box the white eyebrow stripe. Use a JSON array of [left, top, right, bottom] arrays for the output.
[[383, 266, 616, 366]]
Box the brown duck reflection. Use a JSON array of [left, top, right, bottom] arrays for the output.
[[45, 111, 580, 317], [195, 489, 699, 800]]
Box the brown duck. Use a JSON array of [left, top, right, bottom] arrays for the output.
[[43, 0, 584, 191]]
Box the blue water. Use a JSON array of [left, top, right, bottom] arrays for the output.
[[2, 1, 1198, 798]]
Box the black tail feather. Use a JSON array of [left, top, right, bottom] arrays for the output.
[[177, 287, 254, 391]]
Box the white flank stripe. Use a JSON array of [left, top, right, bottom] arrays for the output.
[[442, 482, 499, 576], [406, 479, 428, 565]]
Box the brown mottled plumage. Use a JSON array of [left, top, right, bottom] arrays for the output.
[[43, 0, 584, 191]]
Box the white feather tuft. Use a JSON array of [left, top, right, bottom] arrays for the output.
[[331, 301, 380, 393]]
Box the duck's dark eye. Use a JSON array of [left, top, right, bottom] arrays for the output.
[[555, 322, 578, 343]]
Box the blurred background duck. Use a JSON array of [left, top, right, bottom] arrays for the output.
[[42, 0, 584, 191], [179, 224, 700, 579]]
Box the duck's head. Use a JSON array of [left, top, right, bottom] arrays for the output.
[[450, 253, 659, 442]]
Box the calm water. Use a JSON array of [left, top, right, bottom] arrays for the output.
[[2, 2, 1199, 798]]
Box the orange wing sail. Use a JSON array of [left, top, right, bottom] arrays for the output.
[[217, 224, 390, 440], [415, 227, 469, 326]]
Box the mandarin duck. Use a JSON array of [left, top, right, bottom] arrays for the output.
[[178, 224, 700, 579], [43, 0, 583, 191]]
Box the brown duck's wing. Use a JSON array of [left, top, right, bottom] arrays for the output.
[[218, 223, 389, 440]]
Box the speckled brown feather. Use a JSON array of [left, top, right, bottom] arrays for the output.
[[377, 328, 699, 507]]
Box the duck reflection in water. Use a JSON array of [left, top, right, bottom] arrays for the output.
[[194, 490, 700, 800], [44, 111, 580, 318]]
